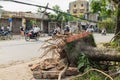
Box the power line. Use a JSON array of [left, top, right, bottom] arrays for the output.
[[1, 0, 98, 23]]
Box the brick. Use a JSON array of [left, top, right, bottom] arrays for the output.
[[30, 64, 40, 71]]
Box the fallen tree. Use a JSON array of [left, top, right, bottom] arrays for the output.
[[64, 32, 120, 62], [30, 32, 120, 80]]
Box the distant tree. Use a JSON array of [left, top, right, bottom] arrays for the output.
[[91, 0, 120, 45], [90, 0, 113, 20], [37, 7, 42, 14], [52, 5, 61, 14], [48, 13, 57, 21], [90, 0, 101, 13], [51, 5, 78, 22]]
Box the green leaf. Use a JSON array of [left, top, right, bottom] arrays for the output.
[[78, 62, 84, 69]]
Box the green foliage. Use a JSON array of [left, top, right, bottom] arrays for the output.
[[77, 54, 91, 71], [49, 4, 79, 23], [90, 0, 101, 13], [79, 14, 84, 19], [37, 7, 42, 14], [114, 74, 120, 80], [110, 41, 118, 47], [30, 20, 36, 26], [52, 5, 61, 14], [65, 34, 97, 68], [74, 73, 120, 80], [98, 18, 115, 33], [73, 70, 107, 80], [26, 20, 37, 29], [110, 39, 120, 51], [48, 14, 57, 21], [90, 0, 114, 20]]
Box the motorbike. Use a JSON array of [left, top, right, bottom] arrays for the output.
[[101, 29, 106, 35], [25, 30, 40, 41], [0, 30, 12, 39]]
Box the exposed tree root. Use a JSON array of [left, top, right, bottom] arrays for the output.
[[58, 64, 68, 80], [70, 68, 113, 80]]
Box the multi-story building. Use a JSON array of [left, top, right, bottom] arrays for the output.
[[69, 0, 89, 17]]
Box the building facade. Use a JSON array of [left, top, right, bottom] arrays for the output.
[[69, 0, 99, 31], [69, 0, 89, 17], [0, 11, 49, 34]]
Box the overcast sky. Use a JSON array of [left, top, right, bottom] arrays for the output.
[[0, 0, 79, 13]]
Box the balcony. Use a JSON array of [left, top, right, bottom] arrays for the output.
[[80, 9, 84, 13]]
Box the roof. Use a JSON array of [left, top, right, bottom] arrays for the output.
[[1, 11, 48, 20]]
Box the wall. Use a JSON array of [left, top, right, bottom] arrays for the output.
[[69, 0, 89, 17], [12, 18, 22, 34], [0, 19, 9, 27], [0, 18, 22, 34], [43, 20, 48, 33], [0, 11, 49, 34]]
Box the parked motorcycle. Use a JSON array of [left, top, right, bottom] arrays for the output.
[[0, 30, 12, 39], [25, 30, 40, 41]]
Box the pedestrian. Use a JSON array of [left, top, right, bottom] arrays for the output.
[[20, 26, 24, 36], [7, 25, 11, 33], [1, 25, 4, 31], [64, 25, 72, 36], [56, 26, 61, 34]]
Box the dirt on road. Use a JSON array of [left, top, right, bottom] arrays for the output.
[[0, 57, 44, 80]]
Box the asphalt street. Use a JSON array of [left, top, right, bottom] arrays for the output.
[[93, 33, 114, 44], [0, 37, 49, 64], [0, 33, 114, 65]]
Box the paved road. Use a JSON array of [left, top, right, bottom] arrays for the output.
[[0, 33, 114, 65], [0, 37, 50, 64], [93, 33, 114, 44]]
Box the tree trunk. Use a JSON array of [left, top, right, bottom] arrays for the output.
[[65, 34, 120, 63], [84, 48, 120, 62], [67, 41, 120, 62], [115, 2, 120, 40]]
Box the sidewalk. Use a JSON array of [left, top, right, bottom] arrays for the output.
[[12, 35, 25, 40]]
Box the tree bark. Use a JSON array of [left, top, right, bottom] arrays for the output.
[[65, 37, 120, 62], [83, 48, 120, 62], [115, 2, 120, 40]]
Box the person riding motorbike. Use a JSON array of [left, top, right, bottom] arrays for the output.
[[32, 26, 40, 36], [101, 28, 106, 35], [25, 26, 40, 41]]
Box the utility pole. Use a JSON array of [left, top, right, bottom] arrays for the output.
[[0, 10, 1, 19], [0, 7, 3, 19], [41, 3, 49, 31], [8, 15, 13, 31]]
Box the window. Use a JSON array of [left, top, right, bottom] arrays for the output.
[[74, 4, 76, 7], [73, 9, 77, 13], [80, 9, 84, 13], [81, 4, 83, 7]]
